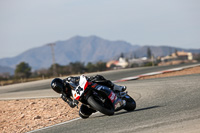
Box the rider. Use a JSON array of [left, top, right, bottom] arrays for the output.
[[51, 75, 126, 118]]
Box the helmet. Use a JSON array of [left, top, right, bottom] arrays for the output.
[[51, 78, 64, 93]]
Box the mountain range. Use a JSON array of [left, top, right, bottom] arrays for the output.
[[0, 35, 200, 74]]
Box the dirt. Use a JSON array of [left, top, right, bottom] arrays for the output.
[[139, 66, 200, 80], [1, 65, 200, 133], [0, 98, 79, 133]]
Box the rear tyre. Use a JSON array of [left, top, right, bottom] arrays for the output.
[[87, 95, 114, 116]]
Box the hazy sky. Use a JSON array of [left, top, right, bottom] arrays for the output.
[[0, 0, 200, 58]]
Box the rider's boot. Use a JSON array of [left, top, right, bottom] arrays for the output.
[[112, 83, 126, 92], [79, 104, 96, 119]]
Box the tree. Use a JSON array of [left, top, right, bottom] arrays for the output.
[[120, 53, 124, 58], [86, 62, 107, 72], [147, 47, 152, 59], [95, 62, 107, 71], [15, 62, 32, 78], [49, 63, 62, 76], [86, 62, 97, 72], [175, 49, 178, 56], [68, 62, 85, 74]]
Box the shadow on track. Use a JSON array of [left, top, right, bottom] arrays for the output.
[[134, 105, 161, 112], [93, 105, 161, 118], [115, 105, 161, 116]]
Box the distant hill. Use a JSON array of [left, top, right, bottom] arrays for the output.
[[0, 35, 199, 75], [0, 36, 140, 71], [0, 66, 14, 75]]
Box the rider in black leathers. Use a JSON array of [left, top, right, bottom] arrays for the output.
[[51, 75, 126, 118]]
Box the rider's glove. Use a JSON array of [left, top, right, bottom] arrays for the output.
[[60, 94, 78, 108], [72, 100, 79, 107], [69, 100, 78, 108]]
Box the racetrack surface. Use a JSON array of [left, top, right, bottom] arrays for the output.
[[1, 63, 200, 133], [31, 74, 200, 133]]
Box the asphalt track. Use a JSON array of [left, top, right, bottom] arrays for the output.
[[1, 63, 200, 133], [30, 73, 200, 133]]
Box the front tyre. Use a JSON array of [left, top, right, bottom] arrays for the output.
[[123, 95, 136, 111], [87, 95, 114, 116]]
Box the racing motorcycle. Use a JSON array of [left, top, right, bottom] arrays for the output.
[[71, 75, 136, 116]]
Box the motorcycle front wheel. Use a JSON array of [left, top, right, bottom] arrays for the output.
[[123, 95, 136, 111], [87, 95, 114, 116]]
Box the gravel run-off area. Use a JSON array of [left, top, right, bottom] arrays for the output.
[[0, 65, 200, 133]]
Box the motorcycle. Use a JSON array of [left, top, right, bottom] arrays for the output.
[[71, 75, 136, 116]]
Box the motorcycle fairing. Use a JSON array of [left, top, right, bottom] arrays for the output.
[[72, 75, 91, 100], [93, 85, 118, 104], [93, 85, 125, 111]]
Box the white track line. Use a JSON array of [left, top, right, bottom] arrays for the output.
[[27, 117, 81, 133], [113, 63, 200, 82], [27, 111, 100, 133], [0, 96, 59, 101]]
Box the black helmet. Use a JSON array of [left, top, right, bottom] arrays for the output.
[[51, 78, 64, 93]]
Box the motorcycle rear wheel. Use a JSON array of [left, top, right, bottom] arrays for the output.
[[87, 95, 114, 116]]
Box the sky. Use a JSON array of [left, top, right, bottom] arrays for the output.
[[0, 0, 200, 59]]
